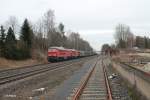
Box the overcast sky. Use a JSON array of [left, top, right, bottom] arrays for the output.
[[1, 0, 150, 50]]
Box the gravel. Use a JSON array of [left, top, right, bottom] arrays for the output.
[[0, 56, 97, 100]]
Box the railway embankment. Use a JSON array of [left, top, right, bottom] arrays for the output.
[[112, 61, 150, 100], [65, 56, 131, 100], [0, 56, 96, 100]]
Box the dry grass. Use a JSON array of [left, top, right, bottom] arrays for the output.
[[0, 57, 44, 69], [137, 53, 150, 58], [112, 52, 142, 62], [112, 52, 150, 73]]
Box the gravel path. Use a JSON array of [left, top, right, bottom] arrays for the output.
[[38, 57, 97, 100], [112, 62, 150, 100], [103, 58, 132, 100]]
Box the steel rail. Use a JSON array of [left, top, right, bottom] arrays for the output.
[[0, 56, 95, 73], [72, 59, 113, 100], [0, 57, 92, 85], [0, 63, 72, 85], [0, 57, 95, 80], [102, 60, 113, 100], [72, 60, 98, 100], [120, 62, 150, 76], [0, 62, 73, 80]]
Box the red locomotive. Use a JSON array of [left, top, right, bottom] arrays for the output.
[[47, 46, 96, 62], [47, 47, 80, 62]]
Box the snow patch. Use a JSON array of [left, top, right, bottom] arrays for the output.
[[4, 94, 17, 98], [32, 88, 45, 92], [143, 63, 150, 72]]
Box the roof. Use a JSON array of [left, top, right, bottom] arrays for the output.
[[49, 46, 65, 50], [67, 49, 76, 51], [49, 46, 79, 51]]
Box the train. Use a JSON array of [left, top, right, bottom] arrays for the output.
[[47, 46, 96, 62]]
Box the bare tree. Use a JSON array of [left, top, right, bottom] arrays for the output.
[[43, 10, 55, 47], [68, 32, 93, 51], [33, 19, 45, 38], [32, 18, 48, 60], [5, 16, 19, 34], [114, 24, 134, 48], [68, 32, 80, 49], [127, 32, 134, 48]]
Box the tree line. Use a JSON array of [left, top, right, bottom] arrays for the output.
[[135, 36, 150, 49], [114, 24, 150, 49], [0, 9, 93, 60], [114, 24, 134, 49], [0, 19, 33, 59], [101, 23, 150, 53]]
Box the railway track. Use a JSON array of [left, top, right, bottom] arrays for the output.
[[119, 62, 150, 83], [103, 58, 132, 100], [67, 58, 113, 100], [0, 56, 95, 86]]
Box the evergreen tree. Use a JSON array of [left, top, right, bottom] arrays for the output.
[[4, 27, 17, 59], [20, 19, 33, 49], [20, 19, 33, 58], [58, 23, 64, 34], [0, 26, 6, 56], [5, 27, 16, 44], [58, 23, 66, 47]]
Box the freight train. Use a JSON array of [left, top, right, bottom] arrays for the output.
[[47, 46, 95, 62]]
